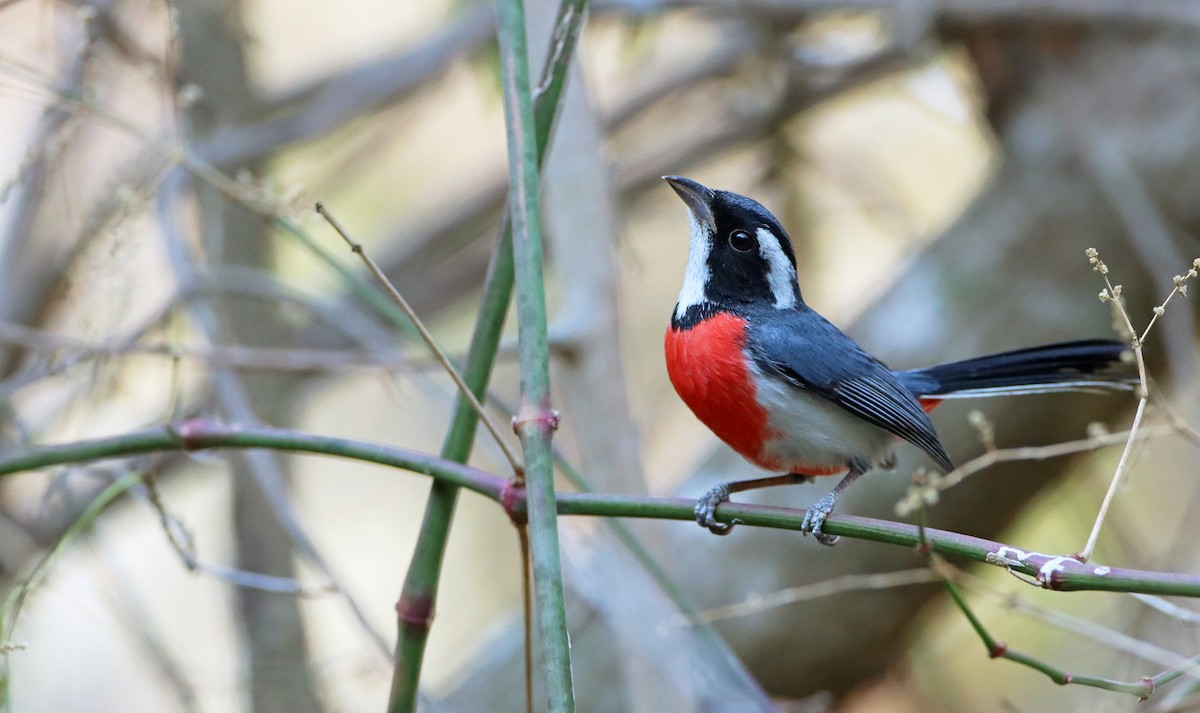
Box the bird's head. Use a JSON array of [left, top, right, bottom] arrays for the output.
[[663, 176, 801, 322]]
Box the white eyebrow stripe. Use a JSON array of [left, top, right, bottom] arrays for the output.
[[756, 226, 797, 309], [674, 212, 713, 319]]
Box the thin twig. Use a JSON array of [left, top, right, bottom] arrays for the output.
[[316, 202, 524, 476], [2, 474, 141, 647], [0, 319, 521, 377], [896, 424, 1181, 516], [518, 526, 534, 713], [914, 504, 1200, 700], [1133, 594, 1200, 625], [141, 473, 334, 595], [959, 572, 1199, 675], [678, 569, 940, 626], [1079, 250, 1200, 561]]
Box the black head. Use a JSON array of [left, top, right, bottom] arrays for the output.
[[663, 176, 802, 322]]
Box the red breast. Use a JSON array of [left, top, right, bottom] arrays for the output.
[[665, 312, 769, 464], [665, 312, 842, 475]]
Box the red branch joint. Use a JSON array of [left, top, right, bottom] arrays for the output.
[[501, 481, 527, 525], [175, 419, 211, 450], [1139, 676, 1155, 701], [989, 641, 1008, 659], [396, 594, 434, 630], [512, 409, 560, 434]]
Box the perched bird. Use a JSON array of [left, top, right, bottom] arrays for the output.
[[662, 176, 1133, 544]]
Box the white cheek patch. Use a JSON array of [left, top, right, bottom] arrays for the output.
[[674, 212, 713, 319], [756, 227, 797, 309]]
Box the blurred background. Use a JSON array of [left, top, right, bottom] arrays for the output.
[[2, 0, 1200, 711]]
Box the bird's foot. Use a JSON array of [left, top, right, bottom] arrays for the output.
[[695, 483, 741, 535], [801, 492, 840, 546]]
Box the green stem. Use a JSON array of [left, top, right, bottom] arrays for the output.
[[387, 2, 589, 709], [917, 506, 1192, 700], [388, 225, 514, 712], [7, 423, 1200, 601], [939, 568, 1162, 697], [496, 0, 575, 706], [0, 422, 505, 498]]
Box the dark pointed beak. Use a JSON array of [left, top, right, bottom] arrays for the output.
[[663, 175, 715, 227]]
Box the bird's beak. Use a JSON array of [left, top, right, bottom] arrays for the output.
[[663, 175, 716, 228]]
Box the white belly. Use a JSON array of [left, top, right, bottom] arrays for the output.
[[752, 368, 896, 472]]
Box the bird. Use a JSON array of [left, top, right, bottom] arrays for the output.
[[661, 175, 1133, 545]]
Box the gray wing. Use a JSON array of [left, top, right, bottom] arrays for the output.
[[746, 305, 955, 473]]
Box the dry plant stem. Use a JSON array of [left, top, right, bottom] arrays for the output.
[[1134, 594, 1200, 625], [142, 474, 325, 595], [519, 526, 534, 713], [684, 569, 941, 626], [0, 320, 515, 376], [897, 424, 1182, 516], [1080, 258, 1193, 561], [315, 202, 523, 476], [497, 0, 576, 704]]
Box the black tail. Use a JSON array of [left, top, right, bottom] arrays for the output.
[[895, 339, 1135, 399]]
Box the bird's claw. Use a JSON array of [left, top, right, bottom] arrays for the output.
[[801, 493, 840, 546], [695, 484, 739, 535]]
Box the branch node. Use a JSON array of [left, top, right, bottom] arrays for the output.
[[989, 641, 1008, 658], [512, 408, 560, 434], [1139, 676, 1155, 701], [396, 593, 434, 630], [501, 480, 527, 525], [172, 418, 211, 450]]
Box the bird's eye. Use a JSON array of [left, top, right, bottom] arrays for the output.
[[729, 229, 755, 253]]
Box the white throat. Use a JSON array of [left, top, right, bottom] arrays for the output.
[[673, 213, 713, 319]]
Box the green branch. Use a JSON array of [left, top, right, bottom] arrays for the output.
[[387, 225, 514, 712], [495, 0, 587, 708], [388, 0, 590, 710], [920, 521, 1200, 699], [7, 421, 1200, 703], [6, 420, 1200, 602]]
